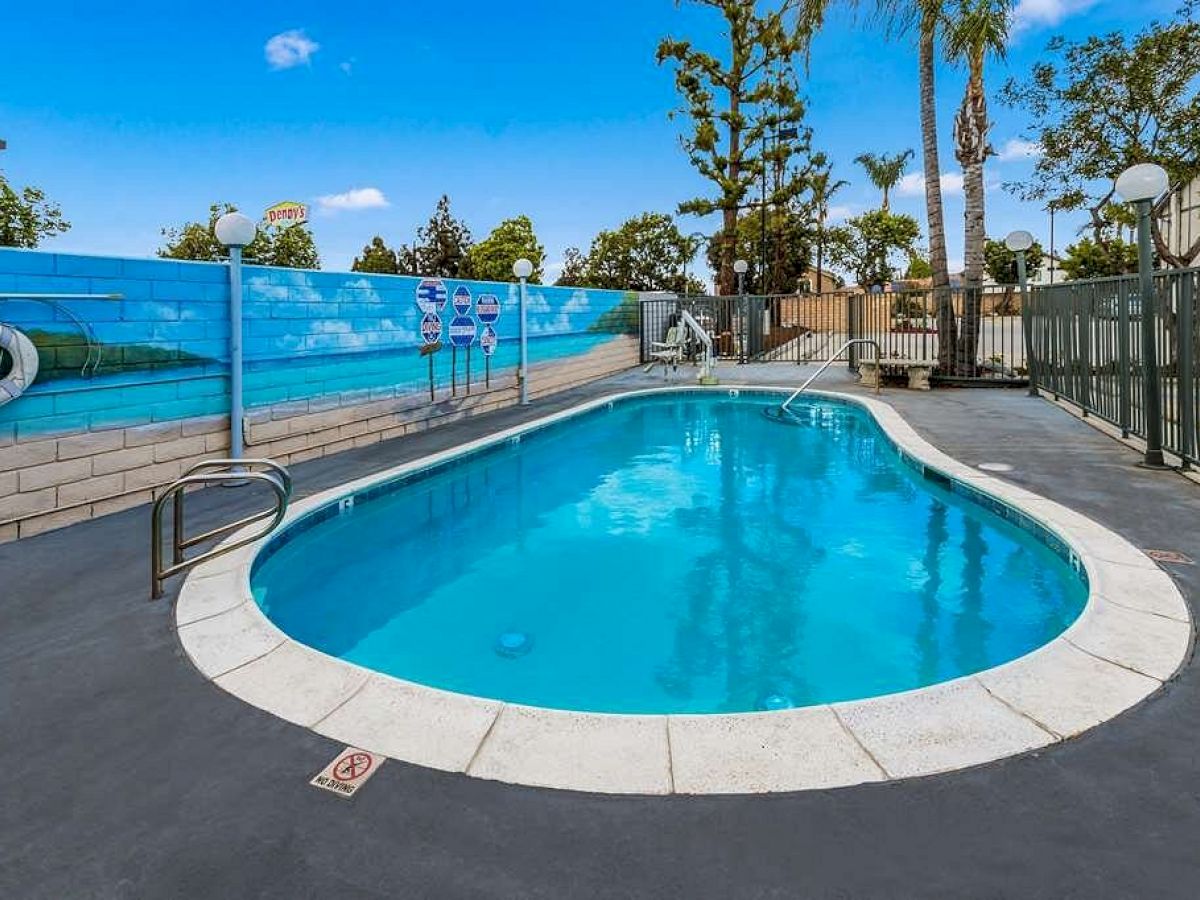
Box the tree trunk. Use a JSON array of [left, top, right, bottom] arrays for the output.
[[720, 93, 742, 297], [955, 54, 988, 376], [919, 22, 955, 372]]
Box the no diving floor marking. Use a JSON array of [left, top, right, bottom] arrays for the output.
[[310, 747, 384, 799]]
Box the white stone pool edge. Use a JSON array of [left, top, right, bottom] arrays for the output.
[[174, 386, 1193, 796]]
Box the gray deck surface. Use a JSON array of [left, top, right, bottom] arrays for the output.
[[2, 364, 1197, 899]]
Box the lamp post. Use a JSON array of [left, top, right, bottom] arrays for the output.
[[1005, 230, 1036, 397], [1115, 162, 1171, 469], [734, 259, 749, 363], [215, 212, 258, 465], [513, 258, 534, 405]]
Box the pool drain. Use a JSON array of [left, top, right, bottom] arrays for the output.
[[495, 631, 534, 658]]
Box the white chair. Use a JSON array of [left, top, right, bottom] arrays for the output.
[[643, 325, 683, 376]]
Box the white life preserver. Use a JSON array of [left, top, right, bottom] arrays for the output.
[[0, 323, 40, 406]]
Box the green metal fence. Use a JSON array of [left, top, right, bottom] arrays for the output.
[[1027, 268, 1199, 467]]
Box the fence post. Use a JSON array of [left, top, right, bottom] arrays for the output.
[[1180, 273, 1196, 468], [1117, 279, 1132, 437]]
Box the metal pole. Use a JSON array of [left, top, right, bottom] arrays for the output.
[[1136, 198, 1168, 468], [737, 271, 746, 364], [228, 245, 245, 464], [1016, 250, 1036, 396], [760, 134, 768, 293], [519, 275, 529, 405], [1048, 206, 1056, 286]]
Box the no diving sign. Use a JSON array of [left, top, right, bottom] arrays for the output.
[[310, 747, 383, 799]]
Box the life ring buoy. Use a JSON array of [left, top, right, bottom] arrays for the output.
[[0, 323, 40, 406]]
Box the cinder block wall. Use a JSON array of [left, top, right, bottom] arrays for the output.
[[0, 248, 640, 542]]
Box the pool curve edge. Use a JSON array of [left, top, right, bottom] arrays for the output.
[[173, 386, 1193, 796]]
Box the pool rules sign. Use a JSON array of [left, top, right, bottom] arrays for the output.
[[310, 747, 383, 799]]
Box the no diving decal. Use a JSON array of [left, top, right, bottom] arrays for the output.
[[310, 747, 384, 799]]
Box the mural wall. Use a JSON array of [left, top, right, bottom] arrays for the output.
[[0, 248, 639, 440], [0, 248, 641, 541]]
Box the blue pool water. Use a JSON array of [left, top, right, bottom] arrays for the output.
[[251, 393, 1088, 714]]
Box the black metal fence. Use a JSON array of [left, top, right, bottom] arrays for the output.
[[1027, 269, 1199, 467], [639, 288, 1024, 381]]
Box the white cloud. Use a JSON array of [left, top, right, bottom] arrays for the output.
[[1013, 0, 1097, 30], [896, 171, 964, 197], [826, 204, 853, 223], [316, 187, 390, 213], [265, 30, 320, 70], [996, 138, 1043, 162], [339, 60, 354, 76]]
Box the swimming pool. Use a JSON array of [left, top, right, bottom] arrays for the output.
[[250, 391, 1088, 715]]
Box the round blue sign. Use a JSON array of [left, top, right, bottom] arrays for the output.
[[476, 293, 501, 324], [420, 312, 442, 345], [452, 286, 472, 316], [480, 324, 498, 357], [449, 314, 477, 348], [416, 279, 447, 314]]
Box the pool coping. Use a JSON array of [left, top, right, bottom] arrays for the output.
[[173, 386, 1193, 796]]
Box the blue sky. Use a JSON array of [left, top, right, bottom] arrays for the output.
[[0, 0, 1176, 283]]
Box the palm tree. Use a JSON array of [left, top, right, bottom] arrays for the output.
[[946, 0, 1011, 375], [802, 0, 956, 368], [810, 163, 849, 289], [853, 149, 914, 210]]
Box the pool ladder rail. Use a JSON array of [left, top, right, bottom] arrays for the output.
[[778, 338, 882, 414], [151, 458, 292, 600]]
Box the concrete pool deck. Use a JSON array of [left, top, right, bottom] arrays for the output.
[[3, 362, 1199, 897]]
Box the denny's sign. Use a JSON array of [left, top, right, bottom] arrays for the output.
[[264, 201, 308, 228]]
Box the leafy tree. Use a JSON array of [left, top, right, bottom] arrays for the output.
[[854, 149, 914, 210], [1060, 238, 1139, 280], [266, 223, 319, 269], [351, 236, 401, 274], [0, 172, 70, 248], [706, 207, 813, 294], [999, 3, 1200, 265], [946, 0, 1010, 374], [826, 210, 921, 289], [412, 195, 473, 277], [905, 253, 933, 280], [159, 202, 319, 268], [578, 213, 707, 293], [555, 247, 589, 287], [657, 0, 809, 294], [463, 215, 545, 283], [159, 203, 272, 263], [983, 237, 1045, 284]]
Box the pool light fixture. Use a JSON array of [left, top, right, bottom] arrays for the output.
[[1115, 163, 1171, 469], [215, 212, 258, 464], [513, 258, 533, 405]]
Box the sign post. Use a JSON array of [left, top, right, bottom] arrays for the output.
[[476, 293, 501, 391], [416, 279, 448, 400]]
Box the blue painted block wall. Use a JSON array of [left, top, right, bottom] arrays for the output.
[[0, 249, 637, 439]]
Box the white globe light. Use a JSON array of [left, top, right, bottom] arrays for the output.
[[1115, 163, 1170, 203], [733, 259, 749, 274], [512, 258, 534, 279], [214, 212, 257, 247], [1004, 230, 1034, 252]]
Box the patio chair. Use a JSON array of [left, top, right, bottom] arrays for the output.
[[643, 325, 684, 376]]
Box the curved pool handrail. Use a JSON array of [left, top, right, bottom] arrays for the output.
[[779, 338, 882, 412], [151, 461, 291, 600]]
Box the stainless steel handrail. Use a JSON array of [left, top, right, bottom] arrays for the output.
[[151, 459, 292, 599], [779, 339, 883, 412]]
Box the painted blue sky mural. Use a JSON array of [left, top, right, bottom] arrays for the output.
[[0, 0, 1178, 281]]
